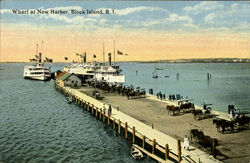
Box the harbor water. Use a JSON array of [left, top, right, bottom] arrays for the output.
[[0, 62, 249, 162], [120, 62, 250, 113], [0, 63, 152, 163]]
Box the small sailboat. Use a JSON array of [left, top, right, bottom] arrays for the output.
[[156, 63, 163, 70], [131, 145, 143, 160], [152, 64, 158, 78]]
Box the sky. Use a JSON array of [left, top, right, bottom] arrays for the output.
[[0, 1, 249, 62]]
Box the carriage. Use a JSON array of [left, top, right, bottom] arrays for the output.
[[177, 99, 195, 113], [187, 128, 218, 151], [192, 103, 214, 120]]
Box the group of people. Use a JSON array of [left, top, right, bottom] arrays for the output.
[[156, 92, 166, 100], [230, 108, 240, 121], [103, 104, 112, 116], [157, 92, 187, 101]]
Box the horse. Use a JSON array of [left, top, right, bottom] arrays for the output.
[[235, 115, 250, 126], [213, 119, 234, 133], [127, 90, 136, 99], [168, 105, 180, 116], [192, 109, 203, 120]]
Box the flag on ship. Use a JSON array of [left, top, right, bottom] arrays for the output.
[[30, 58, 38, 62], [117, 50, 123, 55], [45, 57, 53, 63], [93, 54, 96, 58], [125, 54, 128, 56], [76, 53, 80, 56]]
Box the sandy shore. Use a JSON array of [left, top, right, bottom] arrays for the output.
[[79, 86, 250, 163]]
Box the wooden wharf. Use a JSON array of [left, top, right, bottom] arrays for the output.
[[55, 85, 221, 163]]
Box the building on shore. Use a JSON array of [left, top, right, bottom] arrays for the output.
[[56, 72, 82, 88]]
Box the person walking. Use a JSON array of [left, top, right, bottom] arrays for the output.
[[184, 135, 190, 151], [108, 104, 112, 116]]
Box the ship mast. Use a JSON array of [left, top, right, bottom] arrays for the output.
[[103, 42, 105, 65], [36, 43, 38, 56], [113, 40, 116, 64]]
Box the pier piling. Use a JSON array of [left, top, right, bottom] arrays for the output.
[[165, 144, 169, 160], [108, 115, 110, 126], [95, 107, 98, 118], [102, 111, 105, 122], [99, 109, 102, 120], [113, 119, 116, 129], [91, 104, 94, 115], [125, 122, 128, 139], [142, 135, 145, 149], [132, 126, 135, 144], [177, 139, 181, 162], [118, 120, 121, 134], [152, 139, 156, 154]]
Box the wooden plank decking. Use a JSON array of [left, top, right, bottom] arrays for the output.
[[60, 86, 222, 163]]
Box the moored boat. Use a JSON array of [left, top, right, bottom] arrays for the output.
[[23, 63, 51, 81], [23, 43, 52, 81], [131, 145, 143, 160]]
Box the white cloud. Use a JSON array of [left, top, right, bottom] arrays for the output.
[[204, 3, 250, 25], [40, 14, 97, 26], [204, 12, 216, 24], [183, 2, 224, 15], [116, 6, 168, 16], [131, 13, 193, 28], [183, 23, 198, 29], [166, 13, 192, 23], [99, 19, 107, 25]]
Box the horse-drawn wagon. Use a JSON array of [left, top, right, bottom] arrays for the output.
[[177, 99, 195, 113], [187, 128, 218, 153]]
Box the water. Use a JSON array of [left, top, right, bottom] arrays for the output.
[[0, 62, 249, 162], [0, 63, 153, 163], [120, 62, 250, 112]]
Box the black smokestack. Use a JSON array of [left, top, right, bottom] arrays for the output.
[[108, 53, 111, 66], [39, 52, 42, 63], [83, 52, 86, 63]]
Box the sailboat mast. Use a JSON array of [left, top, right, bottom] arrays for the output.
[[42, 40, 43, 54], [41, 40, 44, 63], [36, 43, 38, 56], [113, 40, 115, 64], [103, 42, 105, 65]]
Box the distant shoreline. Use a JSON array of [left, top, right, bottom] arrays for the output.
[[0, 58, 250, 63]]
